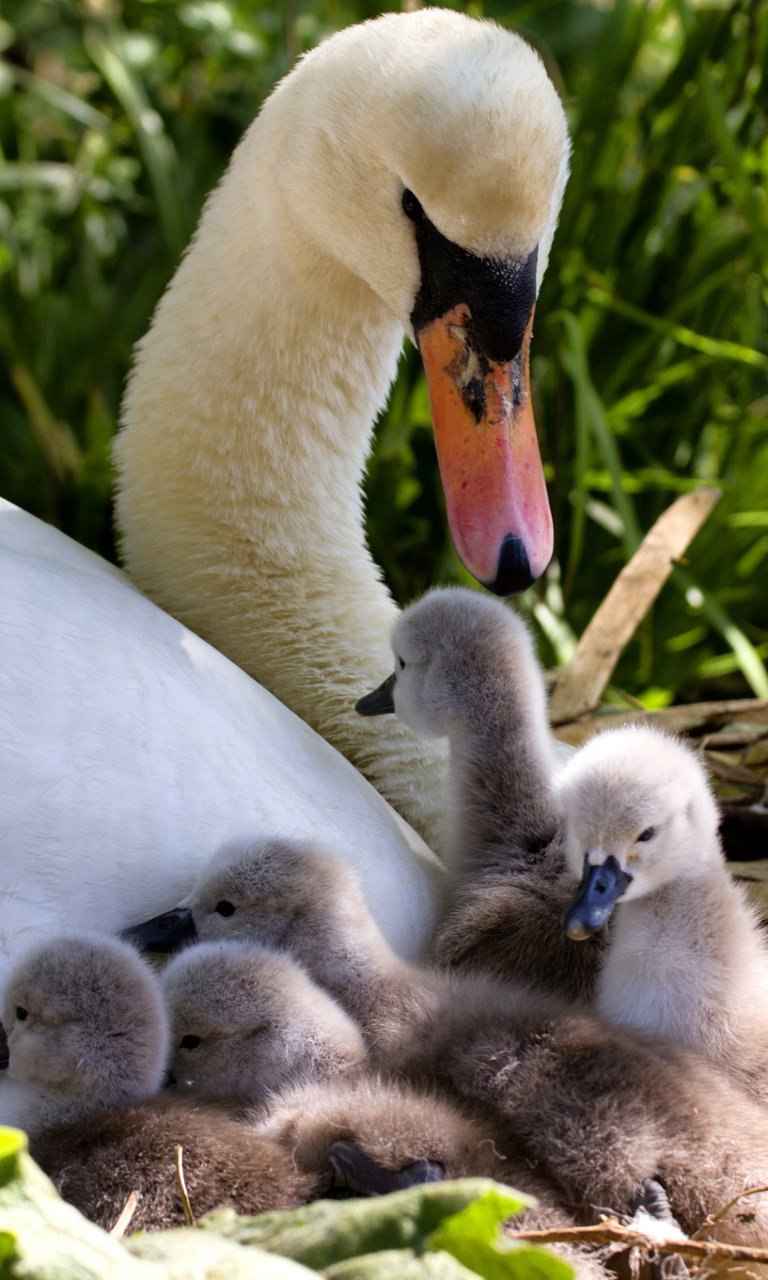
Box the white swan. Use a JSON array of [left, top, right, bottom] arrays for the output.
[[115, 8, 569, 849], [1, 9, 568, 980]]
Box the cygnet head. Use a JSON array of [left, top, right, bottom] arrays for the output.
[[557, 727, 721, 939], [186, 836, 364, 951], [162, 939, 365, 1102], [357, 586, 541, 739], [2, 934, 168, 1108]]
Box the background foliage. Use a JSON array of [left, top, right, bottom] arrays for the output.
[[1, 0, 767, 708]]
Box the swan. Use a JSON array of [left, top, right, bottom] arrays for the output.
[[2, 9, 571, 976], [0, 934, 168, 1135], [114, 6, 570, 851], [558, 725, 768, 1097], [144, 834, 768, 1250], [357, 587, 602, 1002], [161, 938, 366, 1102]]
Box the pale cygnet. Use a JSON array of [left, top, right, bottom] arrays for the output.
[[558, 725, 768, 1098], [161, 835, 768, 1249], [161, 938, 366, 1103], [357, 586, 602, 1002], [0, 934, 168, 1134]]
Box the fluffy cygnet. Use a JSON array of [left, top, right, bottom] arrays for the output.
[[558, 725, 768, 1097], [259, 1076, 608, 1280], [176, 835, 768, 1249], [161, 939, 366, 1102], [0, 934, 168, 1135], [31, 1095, 314, 1232], [357, 586, 602, 1002], [1, 934, 317, 1231]]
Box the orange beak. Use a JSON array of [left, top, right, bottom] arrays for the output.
[[417, 303, 552, 593]]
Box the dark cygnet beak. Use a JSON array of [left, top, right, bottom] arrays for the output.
[[355, 671, 396, 716], [121, 906, 197, 953], [562, 854, 632, 940]]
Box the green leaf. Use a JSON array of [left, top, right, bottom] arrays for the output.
[[201, 1180, 516, 1273], [324, 1248, 480, 1279], [126, 1229, 320, 1279], [428, 1192, 573, 1280]]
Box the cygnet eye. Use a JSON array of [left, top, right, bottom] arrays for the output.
[[214, 900, 236, 917], [16, 1007, 28, 1022], [401, 189, 423, 222], [637, 827, 656, 843], [180, 1034, 202, 1050]]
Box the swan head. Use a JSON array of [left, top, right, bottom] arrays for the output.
[[557, 727, 722, 939], [262, 10, 569, 591], [162, 938, 365, 1101], [2, 934, 168, 1108], [357, 585, 539, 739]]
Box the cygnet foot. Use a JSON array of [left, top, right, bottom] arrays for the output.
[[629, 1178, 682, 1228], [627, 1179, 689, 1280], [327, 1140, 445, 1198]]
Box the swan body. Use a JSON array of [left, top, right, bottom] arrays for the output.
[[159, 834, 768, 1250], [0, 498, 441, 991], [558, 725, 768, 1096], [358, 587, 601, 1002], [115, 9, 570, 850]]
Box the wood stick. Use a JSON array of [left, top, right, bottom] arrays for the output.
[[549, 487, 721, 725]]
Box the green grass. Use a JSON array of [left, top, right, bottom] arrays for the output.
[[1, 0, 766, 707]]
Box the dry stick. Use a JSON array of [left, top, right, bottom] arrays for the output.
[[109, 1190, 140, 1238], [504, 1219, 768, 1266], [554, 697, 768, 749], [174, 1144, 195, 1227], [548, 487, 721, 726], [691, 1182, 768, 1241]]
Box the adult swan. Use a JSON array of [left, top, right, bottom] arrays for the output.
[[115, 8, 569, 851], [0, 10, 568, 984]]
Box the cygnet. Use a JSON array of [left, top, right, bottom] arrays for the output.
[[357, 586, 602, 1003], [558, 724, 768, 1098], [161, 938, 366, 1102]]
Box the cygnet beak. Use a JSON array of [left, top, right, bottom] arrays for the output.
[[562, 854, 633, 940], [355, 672, 396, 716], [121, 906, 197, 953]]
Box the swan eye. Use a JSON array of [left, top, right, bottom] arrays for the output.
[[401, 189, 423, 222], [398, 657, 406, 671], [637, 827, 655, 843], [180, 1034, 202, 1050], [16, 1007, 28, 1022], [215, 900, 236, 917]]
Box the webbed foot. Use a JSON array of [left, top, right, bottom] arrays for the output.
[[326, 1139, 445, 1199]]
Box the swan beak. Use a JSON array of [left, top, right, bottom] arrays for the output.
[[417, 304, 552, 595], [355, 672, 396, 716], [562, 855, 632, 940], [121, 905, 197, 953]]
